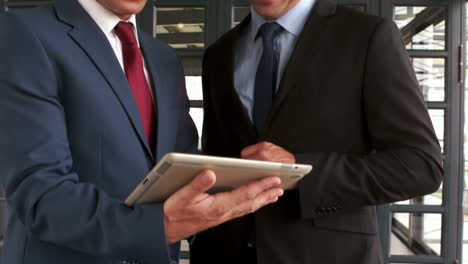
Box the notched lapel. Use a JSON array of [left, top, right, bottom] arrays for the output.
[[54, 0, 154, 160], [213, 16, 257, 143], [138, 33, 172, 161], [266, 0, 336, 129]]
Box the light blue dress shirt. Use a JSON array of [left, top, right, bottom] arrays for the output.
[[234, 0, 316, 121]]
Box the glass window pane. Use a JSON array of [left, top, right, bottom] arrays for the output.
[[179, 55, 202, 100], [180, 55, 202, 101], [429, 109, 445, 152], [233, 6, 250, 28], [412, 58, 445, 102], [189, 108, 203, 149], [391, 213, 441, 256], [394, 6, 446, 50], [185, 76, 202, 101], [395, 109, 444, 206], [155, 7, 205, 49]]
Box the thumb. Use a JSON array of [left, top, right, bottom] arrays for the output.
[[176, 170, 216, 202]]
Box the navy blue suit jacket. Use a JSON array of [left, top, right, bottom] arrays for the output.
[[0, 0, 198, 263]]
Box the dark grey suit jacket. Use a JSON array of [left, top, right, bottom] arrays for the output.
[[190, 0, 443, 263]]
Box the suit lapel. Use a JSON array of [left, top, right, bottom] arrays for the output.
[[216, 0, 337, 141], [213, 16, 257, 144], [267, 0, 337, 127], [54, 0, 154, 160], [138, 33, 171, 161]]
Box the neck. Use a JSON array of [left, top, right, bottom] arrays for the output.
[[118, 14, 132, 20]]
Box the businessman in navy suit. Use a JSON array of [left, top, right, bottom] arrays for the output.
[[0, 0, 284, 263]]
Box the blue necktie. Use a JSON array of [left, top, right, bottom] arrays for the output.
[[253, 22, 282, 134]]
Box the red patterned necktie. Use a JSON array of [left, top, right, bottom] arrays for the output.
[[114, 21, 156, 148]]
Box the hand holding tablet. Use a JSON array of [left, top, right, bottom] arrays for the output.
[[125, 152, 312, 206], [162, 170, 284, 243]]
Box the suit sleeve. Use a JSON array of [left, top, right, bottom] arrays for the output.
[[201, 47, 228, 156], [0, 14, 173, 262], [296, 18, 443, 219]]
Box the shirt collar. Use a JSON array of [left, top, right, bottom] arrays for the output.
[[251, 0, 316, 40], [77, 0, 139, 43]]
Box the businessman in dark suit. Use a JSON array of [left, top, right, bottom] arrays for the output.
[[190, 0, 444, 263], [0, 0, 284, 263]]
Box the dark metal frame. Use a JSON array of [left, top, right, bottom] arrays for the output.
[[392, 218, 438, 255], [380, 1, 463, 264]]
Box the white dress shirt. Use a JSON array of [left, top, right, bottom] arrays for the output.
[[77, 0, 151, 87]]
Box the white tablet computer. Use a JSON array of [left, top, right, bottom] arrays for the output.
[[125, 153, 312, 206]]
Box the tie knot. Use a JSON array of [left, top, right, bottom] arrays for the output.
[[256, 22, 282, 43], [114, 21, 137, 45]]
